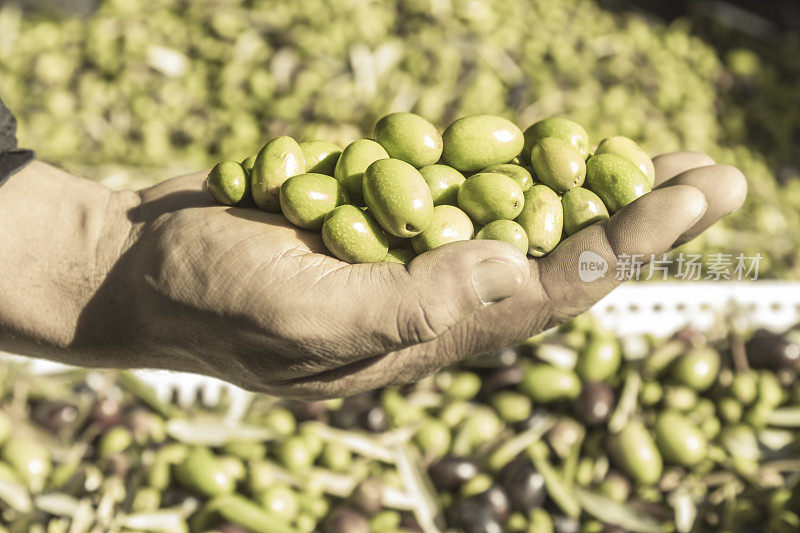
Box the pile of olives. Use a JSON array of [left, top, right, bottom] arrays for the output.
[[2, 314, 800, 532], [1, 0, 799, 276], [206, 114, 653, 263]]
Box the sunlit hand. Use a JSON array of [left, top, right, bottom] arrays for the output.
[[0, 153, 746, 399]]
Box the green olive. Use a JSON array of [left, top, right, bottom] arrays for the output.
[[482, 163, 534, 192], [373, 112, 443, 168], [262, 407, 298, 436], [258, 485, 300, 523], [206, 160, 249, 206], [758, 370, 785, 407], [490, 391, 533, 423], [320, 441, 351, 472], [730, 372, 758, 406], [414, 418, 452, 459], [98, 425, 132, 457], [608, 420, 663, 485], [718, 397, 743, 424], [653, 410, 707, 467], [174, 447, 235, 497], [278, 435, 315, 474], [672, 346, 721, 391], [131, 487, 162, 513], [1, 437, 51, 491], [419, 164, 466, 206], [520, 364, 581, 403], [576, 334, 621, 382], [299, 140, 342, 175]]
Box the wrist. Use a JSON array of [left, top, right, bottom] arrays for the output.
[[0, 161, 141, 364]]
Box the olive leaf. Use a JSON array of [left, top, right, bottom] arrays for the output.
[[165, 418, 276, 446], [766, 406, 800, 428], [0, 478, 31, 513], [120, 510, 188, 533], [575, 488, 665, 533]]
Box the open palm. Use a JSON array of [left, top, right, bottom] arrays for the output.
[[94, 151, 745, 399]]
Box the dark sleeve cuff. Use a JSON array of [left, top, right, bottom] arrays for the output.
[[1, 96, 34, 186]]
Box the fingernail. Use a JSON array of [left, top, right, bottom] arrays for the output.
[[472, 259, 524, 304]]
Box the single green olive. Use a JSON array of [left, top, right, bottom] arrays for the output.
[[530, 137, 586, 193], [718, 397, 743, 424], [373, 112, 443, 168], [672, 346, 721, 392], [522, 117, 591, 162], [576, 334, 621, 382], [206, 160, 249, 206], [320, 441, 351, 472], [482, 163, 534, 192], [730, 372, 758, 406], [414, 418, 452, 459], [219, 455, 246, 482], [608, 420, 663, 486], [490, 391, 533, 424], [419, 164, 466, 206], [299, 140, 342, 175], [758, 370, 785, 407], [520, 364, 581, 403], [174, 447, 235, 497], [98, 425, 133, 457], [653, 410, 707, 467], [597, 471, 631, 504], [1, 437, 51, 491], [258, 485, 300, 523], [262, 406, 298, 436], [663, 384, 699, 412], [639, 380, 663, 406], [441, 371, 483, 400], [475, 220, 529, 254], [442, 114, 524, 172], [278, 435, 315, 474], [131, 487, 162, 513]]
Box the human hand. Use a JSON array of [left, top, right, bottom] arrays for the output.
[[0, 154, 745, 399], [69, 151, 740, 399]]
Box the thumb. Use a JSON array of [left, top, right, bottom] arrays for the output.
[[396, 239, 530, 346]]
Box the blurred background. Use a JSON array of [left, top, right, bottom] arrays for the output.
[[1, 1, 800, 532], [0, 0, 799, 276]]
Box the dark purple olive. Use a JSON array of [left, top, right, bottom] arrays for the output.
[[553, 514, 580, 533], [91, 397, 122, 428], [287, 400, 329, 422], [399, 513, 424, 533], [475, 485, 510, 523], [33, 401, 79, 433], [104, 452, 130, 476], [351, 478, 383, 516], [330, 392, 376, 429], [217, 525, 251, 533], [746, 329, 800, 371], [324, 506, 370, 533], [450, 498, 503, 533], [480, 365, 525, 396], [499, 456, 546, 512], [574, 381, 616, 426], [358, 406, 388, 432], [428, 456, 481, 491]]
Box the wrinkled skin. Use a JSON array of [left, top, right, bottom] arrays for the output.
[[0, 153, 747, 399]]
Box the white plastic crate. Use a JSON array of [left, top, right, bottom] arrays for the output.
[[3, 282, 800, 412]]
